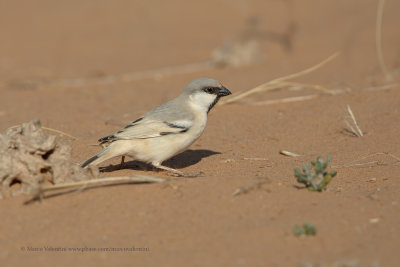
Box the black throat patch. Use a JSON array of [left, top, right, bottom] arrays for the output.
[[207, 96, 221, 113]]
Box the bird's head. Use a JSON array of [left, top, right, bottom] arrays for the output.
[[182, 78, 231, 113]]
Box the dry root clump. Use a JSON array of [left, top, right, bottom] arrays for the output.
[[0, 119, 93, 198]]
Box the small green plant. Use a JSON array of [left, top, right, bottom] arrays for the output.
[[294, 155, 337, 191], [293, 223, 317, 236]]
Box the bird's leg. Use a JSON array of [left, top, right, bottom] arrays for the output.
[[120, 156, 125, 167], [152, 162, 200, 177]]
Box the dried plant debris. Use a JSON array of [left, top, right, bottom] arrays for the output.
[[344, 105, 363, 137], [219, 52, 339, 105], [294, 155, 337, 192], [332, 152, 400, 169], [0, 119, 93, 198], [279, 150, 301, 157]]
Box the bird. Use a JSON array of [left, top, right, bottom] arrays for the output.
[[81, 78, 231, 176]]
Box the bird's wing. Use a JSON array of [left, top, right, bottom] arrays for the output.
[[98, 97, 194, 143], [98, 118, 192, 143], [116, 119, 192, 139]]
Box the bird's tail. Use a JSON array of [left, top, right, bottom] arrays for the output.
[[81, 141, 129, 168], [81, 147, 112, 168], [81, 153, 102, 168]]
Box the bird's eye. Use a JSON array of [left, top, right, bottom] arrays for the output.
[[203, 87, 216, 94]]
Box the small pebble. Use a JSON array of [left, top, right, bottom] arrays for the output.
[[369, 217, 380, 224]]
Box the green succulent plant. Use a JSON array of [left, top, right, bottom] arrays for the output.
[[294, 155, 337, 191], [293, 223, 317, 236]]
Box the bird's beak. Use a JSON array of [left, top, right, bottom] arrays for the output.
[[218, 86, 232, 97]]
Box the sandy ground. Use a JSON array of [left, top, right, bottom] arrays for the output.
[[0, 0, 400, 266]]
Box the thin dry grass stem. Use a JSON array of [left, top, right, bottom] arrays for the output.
[[376, 0, 393, 82], [284, 81, 334, 94], [8, 125, 78, 140], [219, 52, 340, 105], [42, 127, 78, 140], [236, 81, 332, 104], [345, 105, 363, 137], [332, 152, 400, 169], [5, 61, 214, 90], [344, 120, 358, 137], [364, 83, 398, 91], [30, 175, 166, 200], [41, 175, 165, 191], [220, 83, 279, 104], [279, 150, 301, 157], [267, 52, 340, 83], [243, 157, 268, 161], [250, 87, 347, 106], [251, 94, 317, 106]]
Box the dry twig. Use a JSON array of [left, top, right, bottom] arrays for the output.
[[243, 157, 268, 161], [8, 125, 77, 140], [251, 94, 317, 106], [344, 105, 363, 137], [29, 175, 166, 201], [364, 83, 398, 91], [279, 150, 301, 157], [4, 61, 215, 90], [376, 0, 393, 82], [219, 52, 340, 105], [332, 152, 400, 169]]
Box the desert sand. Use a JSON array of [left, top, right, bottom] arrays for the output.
[[0, 0, 399, 266]]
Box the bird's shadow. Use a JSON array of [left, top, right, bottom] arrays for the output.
[[100, 149, 221, 172]]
